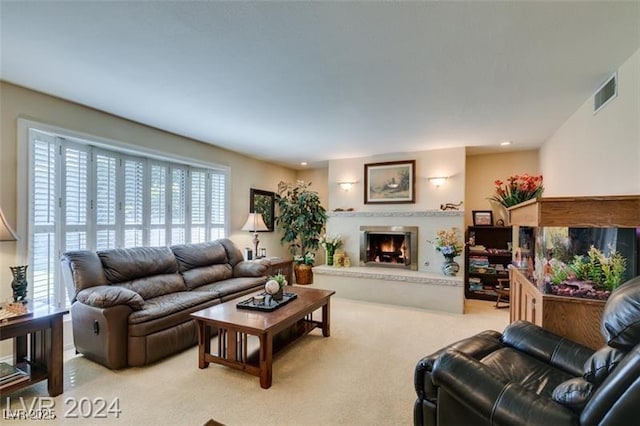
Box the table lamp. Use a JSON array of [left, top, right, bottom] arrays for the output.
[[0, 206, 18, 241], [241, 212, 268, 258]]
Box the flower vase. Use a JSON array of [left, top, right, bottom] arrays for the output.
[[10, 265, 28, 302], [441, 255, 460, 277], [326, 247, 334, 266]]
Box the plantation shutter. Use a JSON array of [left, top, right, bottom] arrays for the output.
[[191, 170, 206, 243], [210, 171, 226, 240], [170, 167, 187, 244], [30, 132, 59, 305], [123, 158, 144, 248], [26, 127, 229, 306], [149, 163, 167, 246], [95, 151, 117, 250]]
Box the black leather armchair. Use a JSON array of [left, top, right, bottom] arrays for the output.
[[414, 275, 640, 426]]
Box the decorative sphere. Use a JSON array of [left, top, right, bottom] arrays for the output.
[[265, 280, 280, 295]]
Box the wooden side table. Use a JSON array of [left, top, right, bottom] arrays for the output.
[[0, 302, 68, 396], [259, 258, 293, 285]]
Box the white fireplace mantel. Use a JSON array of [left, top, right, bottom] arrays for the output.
[[327, 210, 464, 218]]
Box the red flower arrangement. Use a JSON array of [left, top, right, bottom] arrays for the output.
[[489, 174, 544, 208]]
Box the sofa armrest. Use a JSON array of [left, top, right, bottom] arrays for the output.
[[414, 330, 503, 400], [432, 349, 577, 425], [502, 320, 594, 376], [76, 285, 144, 310], [233, 261, 267, 278]]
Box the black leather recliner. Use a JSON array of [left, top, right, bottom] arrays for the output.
[[414, 275, 640, 426]]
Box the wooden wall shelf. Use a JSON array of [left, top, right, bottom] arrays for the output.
[[508, 195, 640, 228]]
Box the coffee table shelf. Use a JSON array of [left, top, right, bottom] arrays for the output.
[[191, 286, 335, 389]]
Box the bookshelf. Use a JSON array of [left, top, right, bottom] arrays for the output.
[[465, 226, 512, 301]]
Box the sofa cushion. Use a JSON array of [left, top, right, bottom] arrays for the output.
[[194, 276, 266, 298], [62, 250, 109, 292], [601, 276, 640, 351], [552, 378, 594, 412], [583, 346, 626, 385], [181, 264, 233, 290], [219, 238, 245, 267], [98, 246, 178, 283], [119, 274, 187, 300], [234, 261, 268, 278], [171, 241, 228, 273], [128, 291, 217, 325], [480, 347, 574, 398], [76, 285, 144, 310]]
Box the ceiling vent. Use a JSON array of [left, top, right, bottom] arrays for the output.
[[593, 73, 617, 114]]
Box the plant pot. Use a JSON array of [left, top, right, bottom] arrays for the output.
[[294, 264, 313, 285], [273, 287, 284, 301]]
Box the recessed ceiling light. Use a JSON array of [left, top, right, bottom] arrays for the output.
[[300, 162, 308, 166], [500, 141, 513, 146]]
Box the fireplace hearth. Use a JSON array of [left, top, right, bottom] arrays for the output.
[[360, 226, 418, 270]]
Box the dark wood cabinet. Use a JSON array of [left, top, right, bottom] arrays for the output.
[[465, 226, 512, 301]]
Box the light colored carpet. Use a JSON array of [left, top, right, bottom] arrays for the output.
[[6, 296, 507, 425]]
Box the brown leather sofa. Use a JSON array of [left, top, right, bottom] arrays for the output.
[[414, 275, 640, 425], [61, 238, 267, 369]]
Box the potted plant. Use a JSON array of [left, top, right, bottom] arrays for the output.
[[266, 273, 287, 301], [275, 181, 327, 284]]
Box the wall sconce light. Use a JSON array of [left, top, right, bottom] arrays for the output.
[[428, 177, 448, 188], [337, 181, 357, 191]]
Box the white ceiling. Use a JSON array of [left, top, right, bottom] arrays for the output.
[[2, 1, 639, 168]]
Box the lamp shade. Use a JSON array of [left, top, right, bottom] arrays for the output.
[[241, 213, 268, 232], [0, 207, 18, 241]]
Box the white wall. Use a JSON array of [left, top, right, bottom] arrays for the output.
[[325, 148, 466, 274], [465, 150, 540, 226], [540, 48, 640, 196], [328, 148, 466, 212]]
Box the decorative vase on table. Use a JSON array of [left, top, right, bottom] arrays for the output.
[[10, 265, 28, 302], [441, 255, 460, 277]]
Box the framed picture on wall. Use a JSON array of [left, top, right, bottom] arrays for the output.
[[364, 160, 416, 204], [472, 210, 494, 226], [250, 189, 275, 232]]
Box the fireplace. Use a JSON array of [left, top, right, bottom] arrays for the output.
[[360, 226, 418, 270]]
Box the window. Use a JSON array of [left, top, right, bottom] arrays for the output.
[[27, 128, 228, 308]]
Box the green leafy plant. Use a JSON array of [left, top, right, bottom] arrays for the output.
[[569, 246, 627, 291], [268, 273, 287, 288], [275, 180, 327, 258], [549, 258, 569, 285], [293, 252, 315, 266]]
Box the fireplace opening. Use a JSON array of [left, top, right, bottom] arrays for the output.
[[360, 226, 418, 270]]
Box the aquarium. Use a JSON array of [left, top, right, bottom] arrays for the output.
[[518, 226, 639, 300]]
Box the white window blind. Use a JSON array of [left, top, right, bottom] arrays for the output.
[[27, 128, 228, 308]]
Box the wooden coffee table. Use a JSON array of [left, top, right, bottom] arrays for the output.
[[191, 286, 335, 389]]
